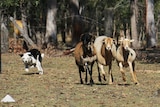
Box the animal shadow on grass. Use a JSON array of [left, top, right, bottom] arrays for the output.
[[75, 82, 107, 86], [94, 82, 107, 85], [22, 72, 40, 75], [75, 82, 132, 86], [118, 83, 131, 87]]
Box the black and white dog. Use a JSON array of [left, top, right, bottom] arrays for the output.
[[20, 49, 44, 74]]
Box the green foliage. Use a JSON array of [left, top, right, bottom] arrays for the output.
[[154, 0, 160, 20], [0, 0, 19, 7], [0, 0, 40, 8]]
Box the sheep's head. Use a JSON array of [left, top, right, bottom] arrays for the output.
[[103, 37, 115, 50], [119, 38, 134, 50], [80, 33, 95, 51]]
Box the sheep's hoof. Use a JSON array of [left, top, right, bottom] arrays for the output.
[[108, 82, 113, 85], [90, 79, 94, 85], [135, 82, 139, 85], [89, 82, 94, 86], [80, 80, 83, 84], [90, 83, 93, 86]]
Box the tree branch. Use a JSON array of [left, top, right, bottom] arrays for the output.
[[114, 0, 129, 10], [9, 17, 38, 49]]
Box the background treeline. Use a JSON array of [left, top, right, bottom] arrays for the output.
[[1, 0, 160, 51]]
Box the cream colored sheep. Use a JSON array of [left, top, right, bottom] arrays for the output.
[[116, 38, 139, 85], [94, 36, 116, 84]]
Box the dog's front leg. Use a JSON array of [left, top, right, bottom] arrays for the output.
[[36, 60, 43, 75], [25, 64, 29, 72]]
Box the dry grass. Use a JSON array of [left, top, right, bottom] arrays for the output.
[[1, 53, 160, 107]]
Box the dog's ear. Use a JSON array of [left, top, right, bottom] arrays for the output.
[[19, 54, 23, 57]]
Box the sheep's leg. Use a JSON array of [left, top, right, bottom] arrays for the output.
[[89, 63, 94, 85], [85, 69, 88, 83], [84, 63, 88, 84], [131, 62, 139, 85], [98, 63, 106, 81], [78, 67, 83, 84], [128, 62, 138, 84], [108, 64, 113, 84], [97, 62, 101, 82], [119, 62, 126, 83], [133, 71, 139, 85]]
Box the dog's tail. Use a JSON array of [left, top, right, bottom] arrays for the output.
[[41, 53, 44, 58]]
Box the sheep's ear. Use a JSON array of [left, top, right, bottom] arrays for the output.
[[19, 54, 23, 57], [102, 38, 105, 44], [130, 39, 134, 42], [80, 34, 84, 41]]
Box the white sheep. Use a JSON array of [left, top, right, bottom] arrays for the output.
[[94, 36, 117, 84], [116, 38, 139, 85]]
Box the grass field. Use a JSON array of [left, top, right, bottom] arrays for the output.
[[1, 53, 160, 107]]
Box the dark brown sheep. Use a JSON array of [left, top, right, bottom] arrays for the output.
[[74, 33, 96, 85]]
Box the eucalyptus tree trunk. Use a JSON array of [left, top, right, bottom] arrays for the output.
[[44, 0, 57, 48], [20, 2, 37, 48], [130, 0, 140, 49], [155, 15, 160, 42], [70, 0, 82, 47], [146, 0, 156, 48], [104, 8, 114, 37]]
